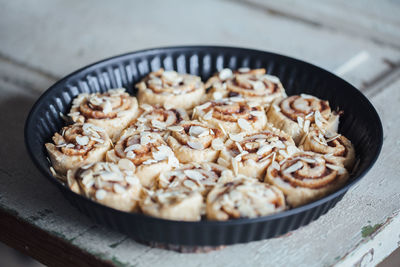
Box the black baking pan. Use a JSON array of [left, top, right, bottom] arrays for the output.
[[24, 46, 383, 246]]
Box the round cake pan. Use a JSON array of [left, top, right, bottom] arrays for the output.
[[25, 46, 383, 246]]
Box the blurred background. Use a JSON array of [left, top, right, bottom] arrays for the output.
[[0, 0, 399, 266]]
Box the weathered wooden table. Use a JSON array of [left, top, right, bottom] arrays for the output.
[[0, 0, 399, 266]]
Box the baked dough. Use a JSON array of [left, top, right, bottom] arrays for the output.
[[218, 129, 297, 180], [193, 98, 267, 134], [167, 120, 225, 163], [45, 123, 111, 178], [126, 104, 189, 136], [206, 176, 286, 220], [264, 151, 349, 208], [106, 130, 179, 188], [300, 127, 355, 170], [267, 94, 339, 144], [205, 68, 286, 106], [140, 188, 203, 221], [68, 88, 139, 141], [137, 68, 205, 110], [156, 162, 234, 195], [67, 161, 141, 212]]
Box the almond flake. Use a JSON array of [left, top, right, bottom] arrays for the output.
[[183, 179, 198, 189], [273, 104, 281, 112], [250, 111, 264, 117], [203, 110, 213, 120], [300, 93, 315, 99], [126, 175, 140, 186], [184, 169, 205, 181], [326, 134, 341, 143], [303, 119, 311, 133], [297, 116, 304, 128], [152, 150, 169, 161], [124, 144, 141, 152], [219, 68, 233, 80], [301, 157, 317, 163], [218, 123, 227, 136], [251, 81, 265, 91], [305, 112, 314, 119], [189, 126, 208, 137], [326, 163, 346, 175], [188, 141, 204, 150], [238, 67, 250, 73], [231, 158, 238, 174], [229, 133, 244, 142], [168, 125, 184, 132], [213, 91, 223, 100], [271, 161, 280, 170], [113, 184, 126, 194], [197, 102, 211, 110], [102, 100, 113, 114], [263, 74, 280, 84], [126, 151, 136, 159], [118, 158, 134, 170], [287, 145, 298, 156], [141, 104, 153, 112], [76, 136, 89, 146], [235, 142, 244, 153], [283, 161, 303, 173], [95, 189, 107, 200], [257, 145, 272, 155], [238, 118, 252, 131], [280, 150, 289, 158], [151, 119, 166, 130], [143, 159, 157, 165], [211, 138, 224, 150]]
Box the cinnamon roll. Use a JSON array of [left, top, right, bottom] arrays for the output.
[[140, 188, 203, 221], [67, 161, 142, 212], [125, 104, 189, 137], [157, 162, 234, 195], [267, 94, 339, 144], [45, 123, 111, 177], [218, 129, 297, 180], [205, 68, 286, 106], [106, 131, 179, 188], [300, 128, 355, 170], [206, 176, 286, 220], [264, 151, 349, 207], [68, 88, 139, 141], [136, 68, 205, 110], [193, 98, 267, 134], [167, 120, 225, 163]]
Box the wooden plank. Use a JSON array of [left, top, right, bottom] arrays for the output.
[[0, 61, 399, 266], [0, 0, 399, 90], [241, 0, 400, 49]]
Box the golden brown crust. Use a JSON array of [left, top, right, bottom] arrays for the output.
[[137, 69, 205, 110], [68, 88, 139, 141], [45, 123, 111, 177], [264, 151, 349, 207], [193, 98, 267, 134], [206, 176, 286, 220], [67, 162, 142, 212]]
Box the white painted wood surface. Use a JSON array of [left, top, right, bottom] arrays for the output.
[[0, 0, 399, 266]]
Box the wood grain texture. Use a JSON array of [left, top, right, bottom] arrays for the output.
[[0, 0, 399, 90], [0, 0, 399, 266]]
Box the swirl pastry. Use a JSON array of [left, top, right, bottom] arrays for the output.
[[267, 94, 339, 144], [157, 162, 234, 195], [265, 151, 349, 207], [67, 161, 142, 212], [193, 98, 267, 134], [126, 104, 189, 138], [206, 176, 286, 220], [106, 131, 179, 188], [68, 88, 139, 141], [205, 68, 286, 106], [45, 123, 111, 177], [140, 188, 203, 221], [136, 68, 205, 110], [167, 120, 225, 163], [300, 128, 355, 170], [218, 129, 297, 180]]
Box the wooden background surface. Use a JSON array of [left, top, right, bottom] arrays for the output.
[[0, 0, 399, 266]]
